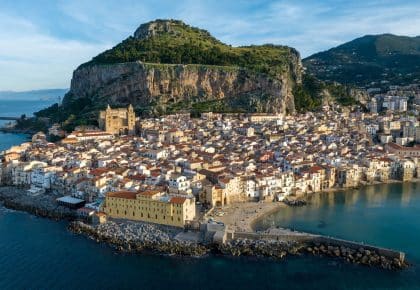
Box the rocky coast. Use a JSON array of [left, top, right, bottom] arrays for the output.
[[219, 237, 407, 270], [0, 186, 75, 220], [68, 218, 407, 270], [69, 220, 210, 257], [0, 127, 35, 135], [0, 186, 409, 270]]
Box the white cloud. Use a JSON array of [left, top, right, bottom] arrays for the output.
[[1, 0, 419, 90], [147, 0, 420, 55], [0, 13, 110, 91], [231, 1, 420, 56]]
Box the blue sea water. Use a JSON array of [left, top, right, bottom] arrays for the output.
[[0, 99, 56, 150], [0, 100, 420, 289], [0, 99, 54, 117]]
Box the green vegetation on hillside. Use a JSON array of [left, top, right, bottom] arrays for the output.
[[33, 20, 302, 132], [85, 20, 296, 78], [35, 97, 98, 131], [293, 75, 323, 112], [14, 116, 49, 132], [29, 19, 361, 132], [304, 34, 420, 87], [293, 75, 357, 112]]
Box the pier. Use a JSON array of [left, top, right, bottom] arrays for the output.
[[211, 226, 405, 264]]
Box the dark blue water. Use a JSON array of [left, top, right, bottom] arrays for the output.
[[0, 100, 420, 289], [0, 99, 56, 150], [0, 186, 419, 289], [0, 206, 419, 290], [0, 99, 55, 118], [256, 183, 420, 259]]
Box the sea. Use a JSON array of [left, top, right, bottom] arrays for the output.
[[0, 100, 420, 289], [0, 99, 57, 150]]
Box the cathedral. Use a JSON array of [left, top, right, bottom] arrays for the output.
[[98, 104, 136, 135]]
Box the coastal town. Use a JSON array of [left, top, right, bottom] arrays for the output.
[[1, 87, 419, 228], [2, 2, 420, 287], [0, 84, 418, 270]]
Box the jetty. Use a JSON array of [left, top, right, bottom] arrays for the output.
[[208, 225, 406, 269]]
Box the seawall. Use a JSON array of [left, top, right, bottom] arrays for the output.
[[213, 226, 406, 269]]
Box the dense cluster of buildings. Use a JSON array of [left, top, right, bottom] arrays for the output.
[[368, 84, 420, 114], [369, 95, 408, 113], [0, 107, 419, 227]]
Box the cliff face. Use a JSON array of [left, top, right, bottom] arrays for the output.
[[59, 19, 304, 119], [65, 59, 301, 115]]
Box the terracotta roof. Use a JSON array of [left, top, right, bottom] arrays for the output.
[[388, 143, 420, 151], [130, 174, 146, 181], [90, 168, 109, 176], [107, 191, 137, 199], [138, 190, 161, 197], [169, 196, 187, 204]]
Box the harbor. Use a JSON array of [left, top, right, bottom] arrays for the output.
[[1, 178, 419, 289], [0, 184, 410, 270]]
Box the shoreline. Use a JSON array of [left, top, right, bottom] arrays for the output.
[[0, 187, 75, 220], [0, 185, 411, 270], [208, 202, 287, 232], [236, 178, 420, 231], [318, 178, 420, 195], [0, 127, 35, 135]]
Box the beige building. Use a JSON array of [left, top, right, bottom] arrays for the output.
[[202, 182, 224, 207], [386, 143, 420, 158], [248, 113, 283, 123], [99, 104, 136, 135], [102, 189, 196, 227], [337, 165, 361, 188]]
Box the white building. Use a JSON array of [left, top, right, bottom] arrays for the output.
[[168, 175, 190, 192]]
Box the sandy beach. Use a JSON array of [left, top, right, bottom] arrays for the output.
[[208, 179, 420, 233], [208, 201, 287, 232]]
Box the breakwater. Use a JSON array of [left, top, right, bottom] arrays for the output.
[[218, 227, 406, 270], [69, 220, 209, 256], [70, 218, 407, 270], [0, 185, 409, 270]]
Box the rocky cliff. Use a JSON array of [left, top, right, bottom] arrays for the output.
[[66, 60, 300, 115], [59, 19, 302, 119]]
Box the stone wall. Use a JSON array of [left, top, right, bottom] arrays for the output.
[[228, 230, 405, 263]]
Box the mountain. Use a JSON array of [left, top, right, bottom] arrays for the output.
[[37, 19, 303, 129], [303, 34, 420, 87], [0, 89, 68, 101]]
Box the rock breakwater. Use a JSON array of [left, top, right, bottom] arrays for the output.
[[218, 238, 303, 258], [0, 186, 409, 270], [305, 243, 407, 270], [218, 236, 407, 270], [69, 220, 210, 257]]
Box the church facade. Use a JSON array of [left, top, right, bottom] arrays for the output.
[[98, 105, 136, 135]]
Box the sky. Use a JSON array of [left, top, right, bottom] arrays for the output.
[[0, 0, 419, 91]]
